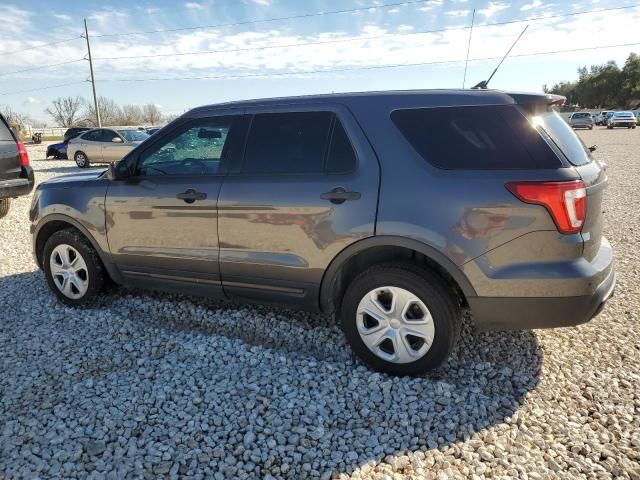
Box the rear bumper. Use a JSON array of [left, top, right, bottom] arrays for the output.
[[0, 166, 34, 199], [469, 266, 615, 331], [610, 121, 635, 127]]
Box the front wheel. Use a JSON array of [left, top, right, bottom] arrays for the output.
[[0, 198, 10, 219], [74, 151, 90, 168], [340, 264, 461, 375], [43, 229, 106, 306]]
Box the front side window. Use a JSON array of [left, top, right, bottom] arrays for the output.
[[137, 117, 234, 176], [242, 111, 333, 174], [98, 130, 120, 142]]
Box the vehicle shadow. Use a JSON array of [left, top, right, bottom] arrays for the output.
[[2, 271, 542, 477]]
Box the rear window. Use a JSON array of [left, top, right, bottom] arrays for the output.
[[0, 117, 14, 141], [572, 113, 591, 118], [391, 105, 562, 170], [531, 111, 591, 166]]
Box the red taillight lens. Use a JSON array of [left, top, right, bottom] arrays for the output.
[[506, 180, 587, 234], [17, 140, 29, 167]]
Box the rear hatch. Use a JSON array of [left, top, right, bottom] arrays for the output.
[[0, 115, 20, 181], [517, 97, 606, 260]]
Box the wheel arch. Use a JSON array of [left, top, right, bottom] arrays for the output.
[[34, 214, 119, 282], [319, 235, 476, 313]]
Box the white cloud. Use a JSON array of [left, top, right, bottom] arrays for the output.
[[185, 2, 206, 9], [251, 0, 271, 5], [521, 0, 543, 10], [0, 5, 31, 34], [23, 96, 39, 105], [51, 13, 72, 21], [478, 1, 509, 17], [387, 8, 400, 14], [445, 9, 471, 17], [398, 25, 414, 32]]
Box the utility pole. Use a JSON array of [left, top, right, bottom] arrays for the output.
[[83, 18, 101, 127], [462, 9, 476, 89]]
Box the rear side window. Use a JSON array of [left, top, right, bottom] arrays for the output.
[[0, 118, 14, 141], [243, 112, 332, 174], [391, 105, 562, 169], [532, 111, 591, 166]]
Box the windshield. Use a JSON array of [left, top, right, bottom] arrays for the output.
[[532, 110, 591, 166], [118, 130, 150, 142]]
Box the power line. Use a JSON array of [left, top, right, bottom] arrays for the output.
[[0, 36, 83, 58], [0, 59, 85, 78], [0, 81, 87, 96], [92, 4, 640, 62], [95, 41, 640, 84], [91, 0, 436, 38]]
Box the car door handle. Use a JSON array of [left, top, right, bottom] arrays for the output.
[[176, 189, 207, 203], [320, 187, 361, 204]]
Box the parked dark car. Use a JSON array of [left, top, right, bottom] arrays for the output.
[[1, 113, 34, 219], [63, 127, 91, 143], [46, 141, 68, 160], [30, 90, 615, 375]]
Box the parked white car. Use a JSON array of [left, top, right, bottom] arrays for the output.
[[607, 111, 637, 129], [67, 128, 149, 168]]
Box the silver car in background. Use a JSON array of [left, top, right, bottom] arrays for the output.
[[568, 112, 594, 130], [607, 111, 637, 129], [67, 128, 150, 168]]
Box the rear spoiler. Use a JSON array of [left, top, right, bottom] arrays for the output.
[[508, 93, 566, 114]]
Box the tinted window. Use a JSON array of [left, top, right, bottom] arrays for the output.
[[98, 130, 120, 142], [326, 119, 357, 174], [0, 117, 13, 141], [532, 111, 591, 166], [572, 113, 591, 118], [242, 112, 332, 174], [391, 105, 562, 170], [81, 130, 101, 141], [137, 117, 235, 176]]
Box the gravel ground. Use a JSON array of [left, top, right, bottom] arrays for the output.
[[1, 130, 639, 479]]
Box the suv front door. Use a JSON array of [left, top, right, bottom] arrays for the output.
[[217, 106, 380, 308], [105, 113, 246, 294]]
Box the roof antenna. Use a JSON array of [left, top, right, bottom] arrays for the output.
[[472, 24, 529, 89]]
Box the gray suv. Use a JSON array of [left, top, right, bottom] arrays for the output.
[[30, 90, 615, 375]]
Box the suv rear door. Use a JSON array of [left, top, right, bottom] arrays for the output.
[[217, 105, 380, 308], [0, 115, 20, 182]]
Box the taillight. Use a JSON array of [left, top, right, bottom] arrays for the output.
[[506, 180, 587, 234], [17, 140, 29, 167]]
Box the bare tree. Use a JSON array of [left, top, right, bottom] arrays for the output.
[[117, 104, 144, 125], [142, 103, 163, 125], [83, 96, 121, 127], [1, 105, 33, 130], [44, 96, 84, 127], [163, 113, 180, 124]]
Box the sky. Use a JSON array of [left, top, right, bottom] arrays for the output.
[[0, 0, 639, 124]]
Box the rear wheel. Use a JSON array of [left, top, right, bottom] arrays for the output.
[[74, 151, 89, 168], [0, 198, 10, 219], [43, 229, 106, 306], [340, 264, 461, 375]]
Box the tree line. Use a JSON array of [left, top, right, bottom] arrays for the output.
[[44, 96, 176, 128], [544, 53, 640, 109]]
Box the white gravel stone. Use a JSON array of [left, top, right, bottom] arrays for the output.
[[1, 132, 639, 479]]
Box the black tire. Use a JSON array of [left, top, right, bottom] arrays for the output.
[[340, 263, 462, 376], [74, 151, 90, 168], [0, 198, 10, 219], [42, 228, 106, 306]]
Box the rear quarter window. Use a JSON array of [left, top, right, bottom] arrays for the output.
[[391, 105, 562, 170]]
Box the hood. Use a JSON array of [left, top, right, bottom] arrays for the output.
[[42, 169, 106, 186]]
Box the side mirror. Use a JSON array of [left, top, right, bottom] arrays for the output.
[[112, 137, 123, 143], [106, 161, 129, 181]]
